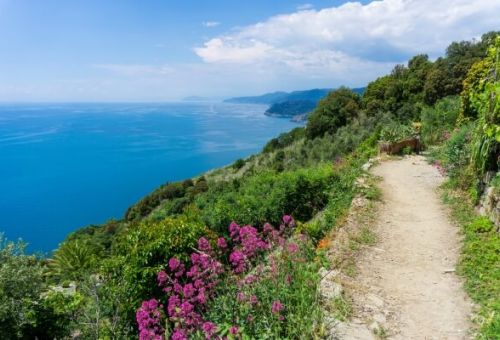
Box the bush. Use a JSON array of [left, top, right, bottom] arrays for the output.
[[232, 158, 246, 170], [442, 124, 474, 182], [137, 217, 323, 339], [263, 127, 305, 153], [196, 165, 334, 234], [107, 215, 209, 327], [0, 236, 73, 339], [420, 96, 460, 145]]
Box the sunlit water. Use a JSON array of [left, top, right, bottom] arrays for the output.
[[0, 102, 298, 253]]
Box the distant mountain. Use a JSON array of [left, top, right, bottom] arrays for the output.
[[265, 100, 317, 119], [182, 96, 211, 102], [224, 91, 289, 104], [225, 87, 365, 121], [224, 89, 331, 105]]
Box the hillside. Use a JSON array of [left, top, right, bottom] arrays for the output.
[[1, 32, 498, 339], [226, 87, 365, 120]]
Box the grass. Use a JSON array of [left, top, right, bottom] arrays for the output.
[[441, 183, 500, 339], [325, 296, 353, 321]]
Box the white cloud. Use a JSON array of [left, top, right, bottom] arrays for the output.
[[202, 21, 220, 28], [195, 0, 500, 72]]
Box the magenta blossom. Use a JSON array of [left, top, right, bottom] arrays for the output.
[[287, 242, 299, 254], [282, 215, 292, 224], [216, 237, 227, 249], [272, 300, 283, 314], [249, 295, 259, 305], [202, 321, 217, 339], [198, 237, 212, 253], [168, 258, 181, 271], [172, 329, 187, 340], [136, 299, 164, 340], [229, 326, 239, 335]]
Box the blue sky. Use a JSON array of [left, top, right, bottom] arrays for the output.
[[0, 0, 499, 101]]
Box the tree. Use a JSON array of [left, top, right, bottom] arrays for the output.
[[306, 87, 361, 139]]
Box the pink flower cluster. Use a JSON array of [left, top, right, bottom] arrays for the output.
[[136, 299, 164, 340], [155, 238, 224, 339], [137, 215, 296, 340]]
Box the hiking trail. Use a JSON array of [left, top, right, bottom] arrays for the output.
[[332, 155, 474, 339]]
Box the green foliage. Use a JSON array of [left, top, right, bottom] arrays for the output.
[[265, 99, 316, 117], [263, 127, 305, 153], [203, 239, 323, 339], [363, 55, 432, 120], [196, 164, 334, 234], [125, 180, 194, 221], [232, 158, 246, 170], [306, 87, 361, 139], [0, 237, 44, 338], [379, 122, 415, 143], [442, 190, 500, 338], [468, 37, 500, 176], [420, 96, 460, 145], [47, 239, 103, 281], [425, 32, 498, 105], [440, 124, 474, 183], [110, 215, 207, 326], [0, 236, 74, 339]]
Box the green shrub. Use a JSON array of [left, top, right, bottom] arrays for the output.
[[203, 238, 322, 339], [420, 96, 460, 145], [196, 164, 334, 234], [469, 216, 494, 233], [307, 87, 361, 139], [379, 122, 415, 143], [263, 127, 305, 153], [232, 158, 246, 170]]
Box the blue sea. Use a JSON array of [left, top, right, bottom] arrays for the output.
[[0, 102, 297, 253]]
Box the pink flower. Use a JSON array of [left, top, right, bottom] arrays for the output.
[[229, 250, 246, 273], [168, 258, 181, 271], [136, 299, 164, 340], [183, 283, 195, 298], [172, 329, 187, 340], [198, 237, 212, 252], [229, 326, 239, 335], [287, 242, 299, 254], [216, 237, 227, 249], [247, 314, 254, 322], [229, 222, 241, 241], [283, 215, 292, 224], [272, 300, 283, 314], [157, 270, 168, 285], [202, 321, 217, 338], [236, 291, 246, 302], [263, 223, 273, 234], [249, 295, 258, 305]]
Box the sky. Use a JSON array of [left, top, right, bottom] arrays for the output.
[[0, 0, 499, 102]]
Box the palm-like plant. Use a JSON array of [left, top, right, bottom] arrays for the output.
[[47, 240, 98, 281]]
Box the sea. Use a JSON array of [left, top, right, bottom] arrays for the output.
[[0, 102, 298, 253]]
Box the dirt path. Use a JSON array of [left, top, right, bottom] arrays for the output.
[[335, 156, 473, 339]]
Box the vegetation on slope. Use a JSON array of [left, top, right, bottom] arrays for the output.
[[0, 32, 498, 339]]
